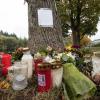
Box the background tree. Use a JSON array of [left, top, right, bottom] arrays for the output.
[[80, 35, 91, 47], [18, 38, 28, 47], [0, 30, 28, 53], [4, 37, 18, 53], [56, 0, 100, 46]]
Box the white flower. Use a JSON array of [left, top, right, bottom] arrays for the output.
[[67, 52, 75, 60], [34, 52, 42, 59], [54, 53, 64, 59], [44, 56, 54, 63]]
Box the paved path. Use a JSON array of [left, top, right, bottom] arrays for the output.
[[92, 55, 100, 76]]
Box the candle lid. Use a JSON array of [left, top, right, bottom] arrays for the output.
[[22, 47, 30, 52], [51, 61, 62, 69]]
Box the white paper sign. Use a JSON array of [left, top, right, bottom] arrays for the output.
[[38, 8, 53, 27]]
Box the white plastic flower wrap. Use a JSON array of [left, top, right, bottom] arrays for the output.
[[67, 52, 75, 60], [61, 52, 75, 64], [44, 56, 52, 62]]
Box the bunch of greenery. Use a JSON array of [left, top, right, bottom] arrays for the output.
[[12, 48, 23, 63]]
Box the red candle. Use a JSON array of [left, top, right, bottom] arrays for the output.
[[1, 54, 12, 76]]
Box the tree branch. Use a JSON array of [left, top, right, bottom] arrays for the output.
[[80, 32, 86, 40]]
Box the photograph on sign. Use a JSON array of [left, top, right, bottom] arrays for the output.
[[38, 8, 53, 27]]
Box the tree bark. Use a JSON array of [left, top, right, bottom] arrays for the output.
[[26, 0, 64, 53]]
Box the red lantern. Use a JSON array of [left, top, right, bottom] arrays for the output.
[[37, 67, 52, 92]]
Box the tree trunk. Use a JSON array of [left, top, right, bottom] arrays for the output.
[[72, 30, 80, 46], [26, 0, 64, 53], [69, 0, 81, 47]]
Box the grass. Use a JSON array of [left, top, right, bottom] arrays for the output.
[[91, 47, 100, 52]]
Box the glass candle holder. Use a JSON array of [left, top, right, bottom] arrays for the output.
[[12, 62, 28, 90]]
